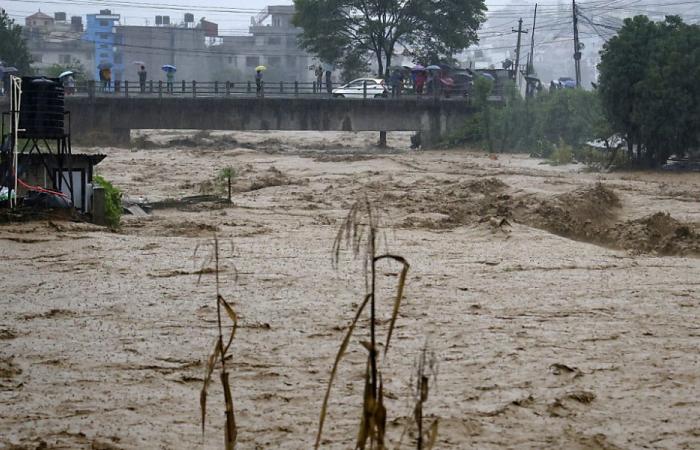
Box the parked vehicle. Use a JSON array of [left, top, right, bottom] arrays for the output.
[[332, 78, 388, 98]]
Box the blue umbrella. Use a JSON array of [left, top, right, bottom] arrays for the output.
[[98, 61, 113, 70], [162, 64, 177, 73], [426, 65, 441, 71], [411, 64, 426, 72]]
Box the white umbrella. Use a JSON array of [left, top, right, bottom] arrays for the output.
[[58, 70, 73, 79]]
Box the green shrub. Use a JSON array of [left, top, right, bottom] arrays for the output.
[[547, 140, 574, 165], [94, 175, 122, 228]]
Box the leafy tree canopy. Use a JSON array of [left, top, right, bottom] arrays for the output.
[[43, 59, 89, 82], [0, 9, 32, 74], [598, 15, 700, 166], [292, 0, 486, 77]]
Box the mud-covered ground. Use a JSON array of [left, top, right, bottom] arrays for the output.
[[1, 131, 699, 449]]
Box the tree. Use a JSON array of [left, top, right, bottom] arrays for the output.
[[598, 15, 700, 166], [44, 59, 88, 82], [0, 9, 32, 74], [292, 0, 486, 78]]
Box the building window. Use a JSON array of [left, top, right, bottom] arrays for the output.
[[32, 54, 43, 63], [59, 54, 72, 64], [267, 37, 281, 46], [114, 53, 123, 64], [286, 55, 296, 67], [272, 17, 280, 27], [99, 33, 109, 39], [100, 53, 109, 58], [246, 56, 260, 67], [99, 20, 108, 26], [267, 56, 281, 67], [228, 56, 233, 64], [100, 44, 108, 49]]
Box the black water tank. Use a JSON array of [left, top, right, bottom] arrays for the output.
[[19, 77, 65, 139]]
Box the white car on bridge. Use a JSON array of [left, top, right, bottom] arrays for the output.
[[332, 78, 388, 99]]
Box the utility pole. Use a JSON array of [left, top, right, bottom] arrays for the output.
[[512, 18, 528, 83], [525, 4, 538, 98], [572, 0, 582, 87], [528, 4, 538, 75]]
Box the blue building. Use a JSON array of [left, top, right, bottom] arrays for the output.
[[84, 10, 122, 82]]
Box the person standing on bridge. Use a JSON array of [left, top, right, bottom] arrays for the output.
[[166, 70, 174, 94], [138, 65, 147, 94], [315, 65, 323, 92], [255, 68, 264, 97], [390, 68, 404, 98], [325, 69, 332, 95]]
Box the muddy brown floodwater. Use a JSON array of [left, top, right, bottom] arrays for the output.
[[1, 130, 699, 450]]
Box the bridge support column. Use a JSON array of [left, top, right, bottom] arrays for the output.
[[107, 128, 132, 148], [378, 131, 387, 148], [418, 108, 449, 149]]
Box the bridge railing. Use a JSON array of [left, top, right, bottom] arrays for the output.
[[68, 79, 477, 101]]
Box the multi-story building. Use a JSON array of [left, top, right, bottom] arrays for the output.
[[114, 17, 215, 82], [24, 12, 93, 75], [84, 10, 122, 81], [217, 5, 315, 82]]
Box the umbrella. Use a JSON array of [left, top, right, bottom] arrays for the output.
[[402, 64, 413, 70], [426, 65, 441, 71], [132, 61, 146, 66], [255, 65, 267, 72], [411, 64, 426, 72], [0, 66, 19, 73], [162, 64, 177, 72], [481, 73, 495, 80], [58, 70, 73, 79], [98, 61, 113, 70]]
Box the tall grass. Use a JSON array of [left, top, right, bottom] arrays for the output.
[[316, 198, 410, 449]]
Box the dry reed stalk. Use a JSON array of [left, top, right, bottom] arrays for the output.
[[408, 342, 439, 450], [198, 235, 238, 450], [316, 198, 410, 450]]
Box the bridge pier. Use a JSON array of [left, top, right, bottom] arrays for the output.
[[109, 128, 132, 147]]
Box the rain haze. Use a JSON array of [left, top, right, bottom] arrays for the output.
[[1, 0, 699, 449]]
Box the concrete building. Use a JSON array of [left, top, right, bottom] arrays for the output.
[[114, 20, 214, 82], [84, 10, 122, 81], [216, 5, 315, 82], [25, 11, 54, 30], [24, 12, 93, 75]]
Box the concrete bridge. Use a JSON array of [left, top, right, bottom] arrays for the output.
[[61, 97, 474, 147]]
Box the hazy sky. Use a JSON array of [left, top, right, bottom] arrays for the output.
[[3, 0, 516, 34], [3, 0, 696, 37]]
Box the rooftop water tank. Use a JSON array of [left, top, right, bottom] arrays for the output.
[[18, 77, 65, 139]]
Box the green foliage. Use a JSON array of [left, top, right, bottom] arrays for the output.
[[339, 50, 371, 83], [598, 15, 700, 167], [547, 140, 574, 165], [292, 0, 486, 77], [94, 175, 122, 228], [0, 9, 32, 74], [217, 166, 237, 203], [448, 84, 606, 161], [43, 60, 88, 82]]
